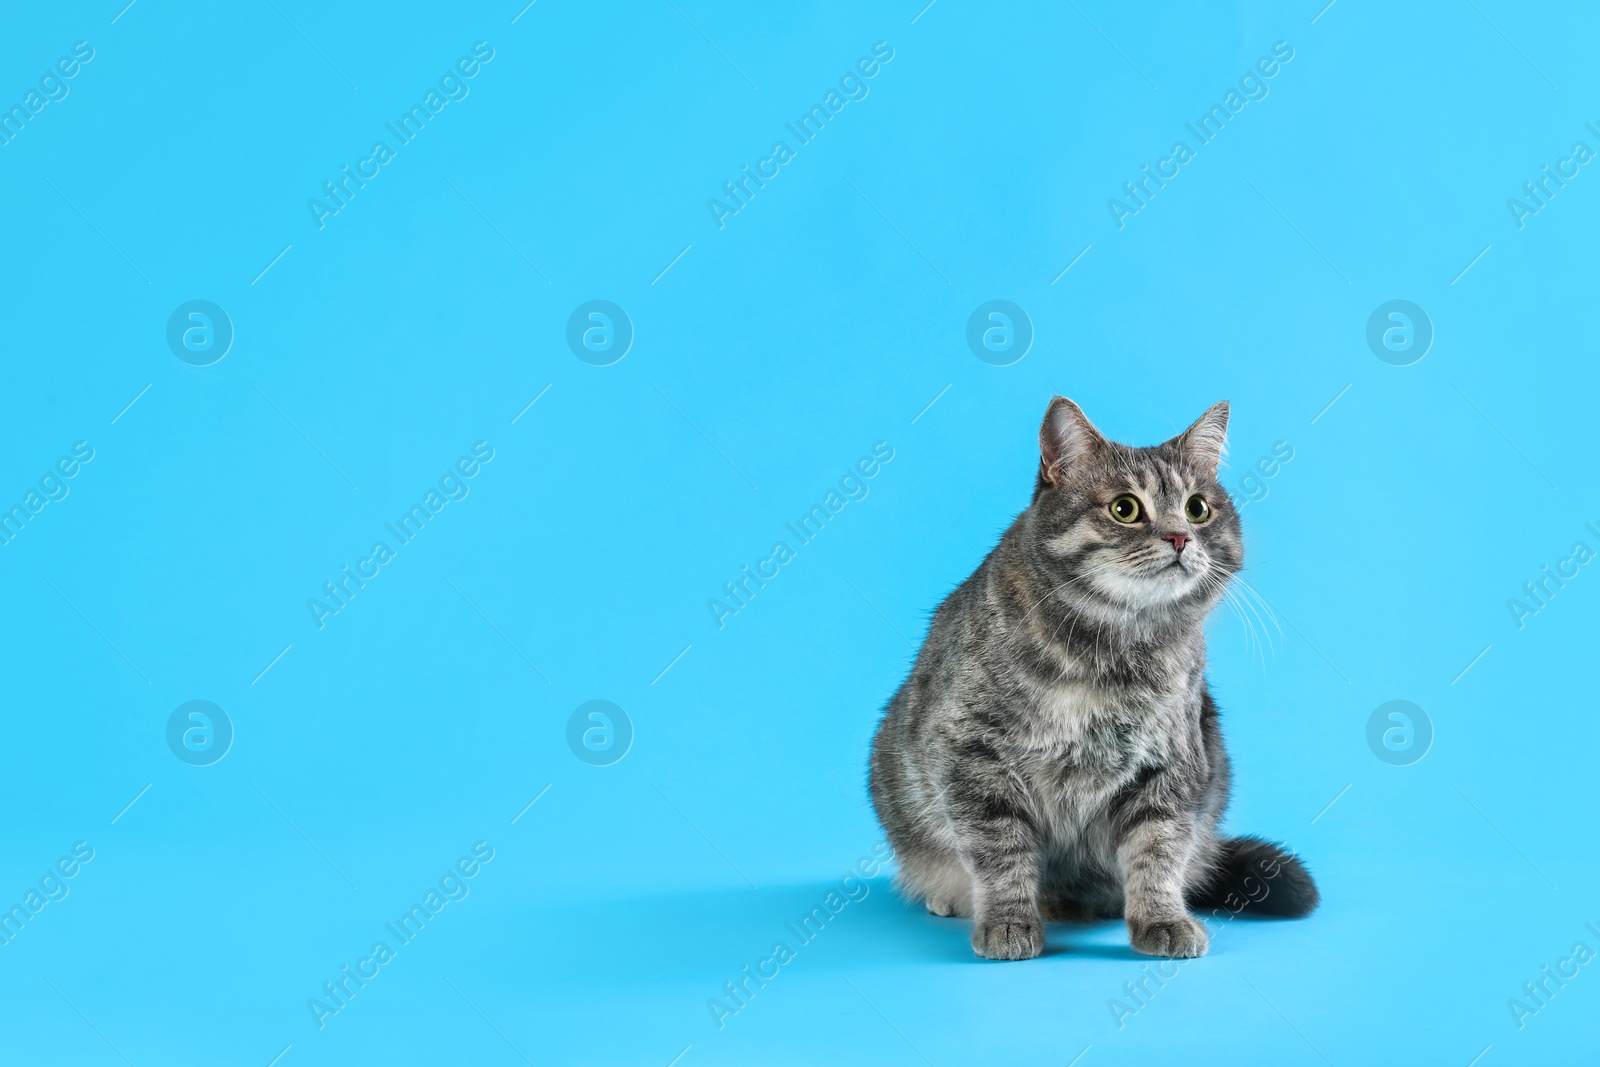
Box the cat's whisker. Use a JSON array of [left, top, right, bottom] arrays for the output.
[[1230, 575, 1282, 636], [1219, 581, 1267, 666], [1222, 585, 1265, 667], [1198, 568, 1261, 665], [1227, 574, 1283, 654]]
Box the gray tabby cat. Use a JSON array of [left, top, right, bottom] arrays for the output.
[[869, 397, 1317, 960]]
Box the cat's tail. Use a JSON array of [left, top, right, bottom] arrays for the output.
[[1187, 836, 1320, 918]]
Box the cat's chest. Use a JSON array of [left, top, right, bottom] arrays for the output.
[[1008, 680, 1192, 778]]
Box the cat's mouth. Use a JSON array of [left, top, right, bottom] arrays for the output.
[[1137, 552, 1191, 575], [1100, 554, 1197, 597], [1136, 553, 1204, 594]]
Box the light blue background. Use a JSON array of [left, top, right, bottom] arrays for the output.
[[0, 1, 1596, 1063]]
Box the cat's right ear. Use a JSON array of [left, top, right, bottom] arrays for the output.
[[1039, 397, 1105, 485]]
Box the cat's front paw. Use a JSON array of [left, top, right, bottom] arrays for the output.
[[972, 914, 1043, 960], [1129, 915, 1208, 958]]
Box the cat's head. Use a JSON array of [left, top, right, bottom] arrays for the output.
[[1028, 397, 1243, 614]]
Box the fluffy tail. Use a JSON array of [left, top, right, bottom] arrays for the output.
[[1187, 836, 1319, 918]]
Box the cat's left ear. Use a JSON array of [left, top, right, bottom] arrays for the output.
[[1168, 401, 1229, 475], [1039, 397, 1107, 485]]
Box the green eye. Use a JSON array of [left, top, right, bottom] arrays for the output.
[[1109, 495, 1143, 523], [1185, 494, 1211, 523]]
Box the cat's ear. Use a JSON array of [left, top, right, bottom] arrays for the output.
[[1039, 397, 1106, 484], [1170, 401, 1230, 475]]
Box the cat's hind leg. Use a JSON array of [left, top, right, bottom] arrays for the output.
[[898, 845, 974, 918]]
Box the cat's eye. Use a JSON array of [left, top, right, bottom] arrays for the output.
[[1109, 495, 1143, 523], [1185, 494, 1211, 524]]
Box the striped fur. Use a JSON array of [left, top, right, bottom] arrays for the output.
[[869, 398, 1317, 960]]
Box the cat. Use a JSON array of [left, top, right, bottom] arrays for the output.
[[868, 397, 1318, 960]]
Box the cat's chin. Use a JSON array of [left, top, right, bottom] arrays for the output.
[[1092, 565, 1205, 611]]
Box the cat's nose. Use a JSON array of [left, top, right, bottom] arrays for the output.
[[1163, 534, 1189, 553]]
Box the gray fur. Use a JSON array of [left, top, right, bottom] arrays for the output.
[[869, 397, 1317, 960]]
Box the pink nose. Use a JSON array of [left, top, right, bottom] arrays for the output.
[[1164, 534, 1189, 553]]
